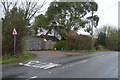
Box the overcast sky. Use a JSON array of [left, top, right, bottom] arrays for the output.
[[95, 0, 119, 28]]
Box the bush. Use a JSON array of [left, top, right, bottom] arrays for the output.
[[54, 32, 93, 50], [54, 40, 66, 50], [2, 8, 29, 56], [106, 28, 119, 51], [65, 32, 93, 50], [95, 26, 120, 51]]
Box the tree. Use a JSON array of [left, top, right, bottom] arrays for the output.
[[32, 2, 99, 39], [65, 32, 92, 50], [32, 14, 49, 35], [2, 8, 29, 55], [1, 1, 46, 55], [97, 32, 107, 47], [20, 0, 46, 23], [95, 26, 120, 51], [118, 29, 120, 51], [106, 28, 119, 51]]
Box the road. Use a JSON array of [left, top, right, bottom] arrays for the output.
[[1, 51, 118, 79]]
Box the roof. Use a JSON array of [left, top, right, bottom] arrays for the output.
[[44, 36, 60, 42], [29, 35, 60, 42], [29, 35, 41, 38]]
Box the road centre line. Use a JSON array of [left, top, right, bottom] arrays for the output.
[[66, 60, 88, 67], [80, 60, 87, 63], [102, 55, 105, 56], [49, 71, 51, 73], [63, 67, 65, 69], [62, 59, 88, 68]]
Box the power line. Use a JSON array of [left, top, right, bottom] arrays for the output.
[[98, 1, 119, 15]]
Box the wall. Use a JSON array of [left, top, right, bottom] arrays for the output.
[[25, 36, 55, 50]]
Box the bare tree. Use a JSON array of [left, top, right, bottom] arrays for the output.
[[1, 0, 47, 21], [21, 0, 47, 20], [1, 0, 18, 15], [1, 0, 47, 55]]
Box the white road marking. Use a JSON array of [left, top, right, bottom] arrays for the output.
[[32, 65, 40, 68], [19, 63, 23, 65], [66, 66, 69, 68], [102, 55, 105, 56], [66, 60, 87, 67], [24, 64, 31, 67], [40, 63, 55, 68], [44, 64, 59, 69], [34, 63, 46, 67], [49, 71, 51, 73], [63, 67, 65, 69], [30, 76, 37, 79], [19, 61, 61, 70], [80, 60, 87, 63], [69, 65, 72, 67], [71, 64, 74, 66]]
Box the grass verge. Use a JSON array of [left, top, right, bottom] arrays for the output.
[[0, 53, 36, 64], [65, 50, 112, 53]]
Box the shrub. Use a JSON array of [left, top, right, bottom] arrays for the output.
[[95, 26, 120, 51], [54, 40, 66, 50], [65, 32, 93, 50], [106, 28, 119, 51], [2, 8, 29, 56]]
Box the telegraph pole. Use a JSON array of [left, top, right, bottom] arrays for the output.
[[91, 9, 94, 49], [91, 10, 94, 37]]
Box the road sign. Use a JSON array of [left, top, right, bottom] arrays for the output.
[[12, 28, 17, 55], [12, 28, 17, 35]]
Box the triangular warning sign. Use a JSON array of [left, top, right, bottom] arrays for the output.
[[12, 28, 17, 35]]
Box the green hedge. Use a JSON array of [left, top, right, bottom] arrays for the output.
[[54, 40, 66, 50], [54, 34, 93, 50], [65, 34, 93, 50]]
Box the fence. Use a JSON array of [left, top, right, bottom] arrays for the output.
[[25, 36, 56, 50]]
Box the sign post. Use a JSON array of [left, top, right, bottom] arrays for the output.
[[12, 28, 17, 55]]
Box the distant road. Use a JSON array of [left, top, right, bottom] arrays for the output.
[[2, 51, 118, 79]]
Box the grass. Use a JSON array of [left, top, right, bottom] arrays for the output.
[[65, 50, 112, 53], [0, 53, 36, 64]]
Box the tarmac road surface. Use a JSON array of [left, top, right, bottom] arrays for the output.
[[1, 51, 118, 79]]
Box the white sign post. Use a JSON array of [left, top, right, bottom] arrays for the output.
[[12, 28, 17, 55]]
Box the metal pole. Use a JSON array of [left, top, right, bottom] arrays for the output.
[[14, 35, 16, 55]]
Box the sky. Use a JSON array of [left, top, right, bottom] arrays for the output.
[[95, 0, 119, 28]]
